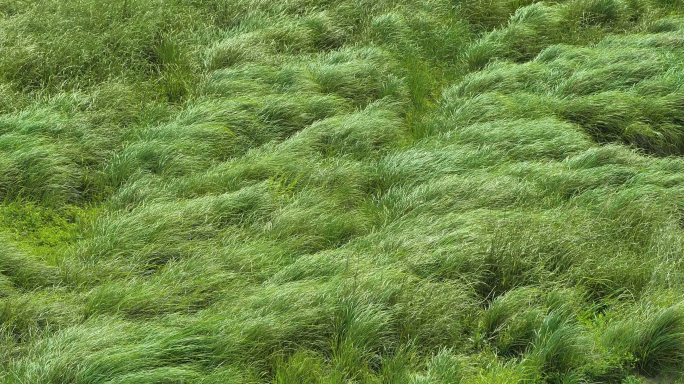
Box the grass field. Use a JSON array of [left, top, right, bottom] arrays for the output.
[[3, 0, 684, 382]]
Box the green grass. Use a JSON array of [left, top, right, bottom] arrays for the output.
[[3, 0, 684, 382]]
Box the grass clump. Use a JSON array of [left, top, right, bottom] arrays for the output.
[[444, 23, 684, 156]]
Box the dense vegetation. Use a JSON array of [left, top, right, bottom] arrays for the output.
[[2, 0, 684, 382]]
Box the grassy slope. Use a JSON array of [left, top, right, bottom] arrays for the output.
[[3, 0, 684, 382]]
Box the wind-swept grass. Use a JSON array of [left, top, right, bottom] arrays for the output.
[[3, 0, 684, 383]]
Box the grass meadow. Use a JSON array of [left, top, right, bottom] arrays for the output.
[[2, 0, 684, 382]]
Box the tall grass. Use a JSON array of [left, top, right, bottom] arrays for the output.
[[2, 0, 684, 382]]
